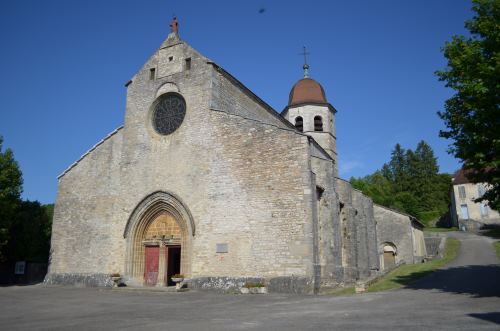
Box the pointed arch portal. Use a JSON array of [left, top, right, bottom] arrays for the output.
[[124, 191, 195, 286]]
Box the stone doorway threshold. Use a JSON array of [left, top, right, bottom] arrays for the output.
[[112, 286, 183, 293]]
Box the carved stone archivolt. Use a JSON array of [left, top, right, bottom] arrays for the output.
[[124, 191, 195, 284]]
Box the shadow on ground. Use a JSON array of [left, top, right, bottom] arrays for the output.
[[468, 312, 500, 325], [399, 265, 500, 298], [479, 228, 500, 239], [0, 281, 43, 287]]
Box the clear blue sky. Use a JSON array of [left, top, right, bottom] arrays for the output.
[[0, 0, 472, 204]]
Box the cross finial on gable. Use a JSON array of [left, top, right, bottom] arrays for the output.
[[170, 16, 179, 34]]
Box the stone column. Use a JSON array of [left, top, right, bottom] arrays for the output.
[[156, 243, 166, 286]]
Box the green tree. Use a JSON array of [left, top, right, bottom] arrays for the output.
[[410, 141, 440, 211], [351, 141, 451, 226], [0, 136, 23, 260], [0, 135, 53, 262], [42, 204, 54, 243], [386, 143, 408, 191], [4, 200, 52, 262], [351, 171, 394, 207], [436, 0, 500, 210]]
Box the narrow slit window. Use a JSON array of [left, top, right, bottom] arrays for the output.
[[185, 58, 191, 70], [169, 56, 174, 62], [314, 116, 323, 131], [316, 186, 324, 200], [149, 68, 155, 80], [295, 116, 303, 132]]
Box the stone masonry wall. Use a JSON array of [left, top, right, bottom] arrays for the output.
[[49, 129, 124, 275], [48, 35, 316, 289], [412, 225, 427, 261], [335, 178, 357, 283], [334, 178, 380, 283], [310, 149, 344, 286], [374, 205, 414, 267], [209, 67, 288, 129], [352, 190, 379, 277]]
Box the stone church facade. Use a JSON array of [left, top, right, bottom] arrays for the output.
[[45, 27, 426, 293]]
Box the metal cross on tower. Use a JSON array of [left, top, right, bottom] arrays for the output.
[[300, 46, 310, 78]]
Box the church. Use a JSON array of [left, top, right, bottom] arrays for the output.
[[45, 20, 426, 293]]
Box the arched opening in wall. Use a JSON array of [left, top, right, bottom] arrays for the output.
[[295, 116, 303, 132], [124, 191, 195, 287], [382, 243, 397, 269], [142, 213, 182, 286], [314, 116, 323, 131]]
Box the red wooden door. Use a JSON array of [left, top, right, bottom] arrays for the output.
[[144, 246, 159, 286]]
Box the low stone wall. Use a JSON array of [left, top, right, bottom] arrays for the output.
[[187, 277, 263, 293], [44, 273, 314, 294], [425, 237, 443, 258], [424, 235, 447, 259], [44, 273, 114, 288], [188, 276, 314, 294], [458, 219, 500, 232], [268, 276, 314, 294]]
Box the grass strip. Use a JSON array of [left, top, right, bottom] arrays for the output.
[[367, 237, 460, 292], [494, 241, 500, 261], [424, 227, 458, 233]]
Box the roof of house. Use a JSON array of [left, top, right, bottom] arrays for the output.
[[452, 168, 472, 185]]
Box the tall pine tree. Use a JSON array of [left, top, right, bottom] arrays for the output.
[[351, 141, 451, 225], [0, 136, 23, 260]]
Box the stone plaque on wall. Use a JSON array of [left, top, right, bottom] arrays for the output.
[[216, 243, 228, 253]]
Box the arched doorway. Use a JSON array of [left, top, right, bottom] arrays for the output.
[[382, 243, 397, 270], [123, 191, 195, 286], [142, 213, 182, 286]]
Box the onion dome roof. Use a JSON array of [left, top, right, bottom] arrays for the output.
[[288, 78, 327, 106]]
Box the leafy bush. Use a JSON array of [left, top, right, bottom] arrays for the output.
[[171, 274, 184, 279], [243, 282, 265, 288]]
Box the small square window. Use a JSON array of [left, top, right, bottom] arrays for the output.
[[169, 56, 173, 62], [149, 68, 155, 80], [15, 261, 26, 275]]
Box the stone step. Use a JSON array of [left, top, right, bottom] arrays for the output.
[[112, 286, 180, 293]]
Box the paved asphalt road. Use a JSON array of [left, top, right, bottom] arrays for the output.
[[1, 232, 499, 330]]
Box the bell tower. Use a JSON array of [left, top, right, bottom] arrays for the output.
[[282, 50, 338, 175]]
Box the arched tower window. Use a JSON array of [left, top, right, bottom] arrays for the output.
[[295, 116, 303, 132], [314, 116, 323, 132]]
